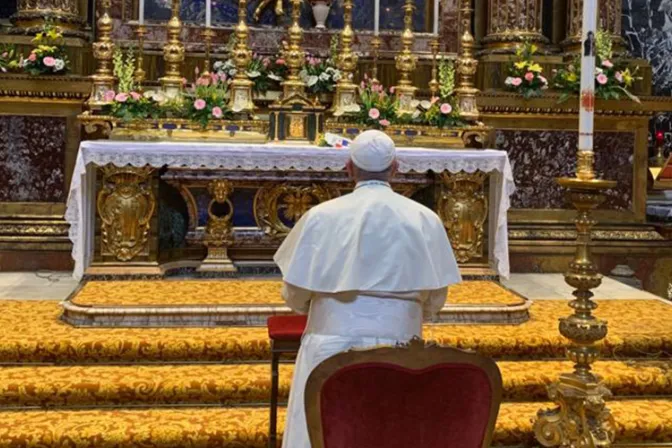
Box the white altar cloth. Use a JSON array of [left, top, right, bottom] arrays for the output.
[[66, 141, 516, 280]]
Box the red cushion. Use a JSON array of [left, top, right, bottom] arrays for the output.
[[319, 362, 493, 448], [267, 315, 308, 341]]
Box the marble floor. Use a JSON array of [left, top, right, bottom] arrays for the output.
[[0, 271, 665, 302]]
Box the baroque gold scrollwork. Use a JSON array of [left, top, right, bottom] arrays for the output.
[[254, 183, 340, 238], [438, 171, 488, 263], [198, 180, 237, 272], [96, 165, 156, 262]]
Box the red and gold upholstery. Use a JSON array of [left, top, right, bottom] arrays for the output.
[[305, 339, 503, 448]]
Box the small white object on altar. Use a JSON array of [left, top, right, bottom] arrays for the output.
[[65, 141, 516, 280]]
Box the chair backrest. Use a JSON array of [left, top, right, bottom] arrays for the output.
[[305, 338, 502, 448]]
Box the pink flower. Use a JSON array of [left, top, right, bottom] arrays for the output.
[[194, 99, 207, 110], [103, 90, 116, 102], [539, 75, 548, 84], [211, 73, 218, 84], [219, 73, 228, 83], [276, 58, 286, 65], [368, 108, 381, 120], [212, 106, 223, 118], [511, 77, 523, 87], [430, 96, 440, 104], [114, 93, 129, 102], [195, 66, 200, 76], [379, 119, 390, 127], [263, 57, 270, 67], [43, 56, 56, 67], [28, 52, 37, 62], [615, 71, 624, 83], [389, 86, 395, 94], [440, 103, 453, 114], [182, 77, 188, 85], [596, 73, 608, 85], [1, 52, 7, 58], [602, 59, 614, 68], [130, 91, 141, 100], [360, 81, 366, 90], [196, 76, 210, 86], [524, 72, 534, 82]]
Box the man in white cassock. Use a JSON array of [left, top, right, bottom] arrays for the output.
[[274, 130, 462, 448]]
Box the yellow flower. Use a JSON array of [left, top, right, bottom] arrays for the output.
[[622, 69, 634, 85], [47, 28, 60, 41], [32, 33, 44, 44], [530, 44, 538, 54], [528, 63, 543, 73], [514, 61, 527, 70], [567, 72, 578, 83]]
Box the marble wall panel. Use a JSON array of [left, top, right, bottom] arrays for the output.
[[496, 130, 633, 210], [0, 116, 66, 203]]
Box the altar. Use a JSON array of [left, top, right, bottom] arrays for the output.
[[65, 141, 515, 281]]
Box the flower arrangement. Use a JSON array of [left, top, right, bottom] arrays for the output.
[[351, 76, 396, 129], [22, 23, 70, 75], [113, 47, 137, 93], [103, 90, 163, 122], [184, 73, 233, 127], [504, 41, 548, 98], [553, 30, 639, 102], [0, 44, 20, 73], [300, 35, 342, 95], [416, 59, 464, 128]]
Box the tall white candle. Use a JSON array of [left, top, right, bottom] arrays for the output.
[[433, 0, 439, 35], [578, 0, 597, 153], [205, 0, 212, 27], [138, 0, 145, 24], [374, 0, 380, 35]]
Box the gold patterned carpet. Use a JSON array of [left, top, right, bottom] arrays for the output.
[[0, 297, 671, 447], [72, 280, 526, 307]]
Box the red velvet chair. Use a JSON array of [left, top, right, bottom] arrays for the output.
[[267, 315, 308, 448], [304, 338, 502, 448]]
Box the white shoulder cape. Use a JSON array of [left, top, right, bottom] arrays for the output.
[[273, 183, 461, 293]]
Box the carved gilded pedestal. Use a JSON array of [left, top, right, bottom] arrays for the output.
[[10, 0, 86, 38], [438, 172, 489, 264], [481, 0, 548, 53], [198, 180, 237, 273], [93, 165, 159, 275]]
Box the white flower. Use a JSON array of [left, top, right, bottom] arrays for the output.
[[412, 110, 421, 119], [54, 58, 65, 71], [595, 67, 603, 74], [307, 75, 319, 87], [269, 73, 283, 81], [325, 67, 335, 74], [332, 71, 342, 81], [213, 61, 224, 70], [333, 108, 345, 117], [410, 99, 421, 109], [420, 100, 432, 109], [504, 76, 513, 85], [247, 70, 261, 78], [319, 72, 330, 81]]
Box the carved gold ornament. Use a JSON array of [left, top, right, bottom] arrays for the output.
[[96, 165, 156, 262], [254, 183, 340, 237], [253, 0, 284, 22], [438, 171, 488, 263], [198, 180, 237, 272]]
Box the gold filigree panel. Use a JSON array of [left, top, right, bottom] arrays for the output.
[[438, 171, 488, 263], [199, 180, 236, 272], [96, 165, 155, 262], [254, 183, 340, 238]]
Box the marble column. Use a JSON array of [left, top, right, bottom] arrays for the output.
[[481, 0, 548, 53], [564, 0, 623, 52], [11, 0, 86, 37]]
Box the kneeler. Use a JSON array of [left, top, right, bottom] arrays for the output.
[[267, 315, 308, 448]]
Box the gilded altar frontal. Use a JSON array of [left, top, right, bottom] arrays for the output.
[[0, 0, 672, 446]]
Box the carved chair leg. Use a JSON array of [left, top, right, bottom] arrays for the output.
[[269, 345, 280, 448]]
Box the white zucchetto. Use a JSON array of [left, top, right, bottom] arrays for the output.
[[349, 130, 396, 172]]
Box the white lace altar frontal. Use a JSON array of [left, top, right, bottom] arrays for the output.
[[65, 141, 516, 280]]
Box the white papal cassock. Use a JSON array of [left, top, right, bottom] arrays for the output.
[[274, 178, 461, 448]]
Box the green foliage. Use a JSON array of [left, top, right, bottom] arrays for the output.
[[113, 47, 136, 93], [0, 44, 20, 73], [438, 58, 455, 98]]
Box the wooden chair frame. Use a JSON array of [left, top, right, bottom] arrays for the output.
[[304, 338, 503, 448], [268, 338, 301, 448]]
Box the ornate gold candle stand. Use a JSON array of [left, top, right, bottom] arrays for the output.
[[330, 0, 360, 116], [134, 24, 148, 85], [429, 37, 440, 97], [160, 0, 186, 98], [88, 0, 116, 108], [269, 0, 325, 142], [371, 35, 382, 86], [393, 0, 419, 115], [534, 154, 617, 448], [201, 28, 216, 77], [455, 0, 480, 121], [198, 180, 237, 273], [229, 0, 255, 115]]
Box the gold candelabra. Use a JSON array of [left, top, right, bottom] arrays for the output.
[[534, 157, 617, 447], [134, 23, 147, 85], [371, 35, 382, 86], [160, 0, 186, 97], [88, 0, 115, 107], [277, 0, 307, 101], [229, 0, 255, 114], [455, 0, 479, 121], [429, 38, 440, 97], [394, 0, 418, 115], [201, 27, 216, 77], [331, 0, 359, 114]]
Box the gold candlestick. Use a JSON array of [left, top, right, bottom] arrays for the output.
[[88, 0, 115, 107], [330, 0, 359, 115], [229, 0, 255, 114], [455, 0, 479, 121], [134, 24, 147, 86], [278, 0, 307, 100], [160, 0, 186, 98], [201, 28, 215, 76], [429, 37, 440, 97], [393, 0, 418, 115], [371, 35, 382, 86]]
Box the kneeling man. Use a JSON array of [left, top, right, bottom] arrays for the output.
[[274, 130, 461, 448]]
